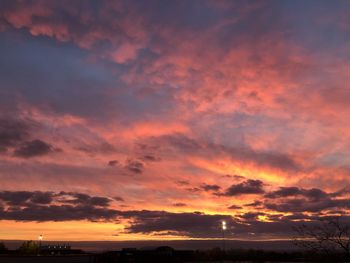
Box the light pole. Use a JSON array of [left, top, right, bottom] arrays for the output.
[[221, 221, 227, 252], [37, 234, 43, 256], [38, 235, 43, 248]]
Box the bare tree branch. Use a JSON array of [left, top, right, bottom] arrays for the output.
[[293, 217, 350, 256]]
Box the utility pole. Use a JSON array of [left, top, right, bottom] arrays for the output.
[[221, 221, 226, 251]]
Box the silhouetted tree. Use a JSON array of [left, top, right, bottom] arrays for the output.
[[18, 240, 39, 254], [294, 217, 350, 257]]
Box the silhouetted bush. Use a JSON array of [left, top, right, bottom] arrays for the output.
[[18, 240, 39, 255]]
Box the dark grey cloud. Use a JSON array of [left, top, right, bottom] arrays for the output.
[[140, 155, 161, 162], [200, 183, 221, 192], [108, 160, 119, 166], [0, 190, 235, 237], [228, 204, 242, 210], [114, 196, 125, 202], [0, 204, 119, 222], [222, 174, 245, 180], [76, 142, 116, 155], [0, 118, 30, 152], [265, 187, 301, 199], [0, 117, 60, 159], [0, 191, 37, 206], [222, 179, 265, 196], [176, 180, 190, 186], [1, 190, 350, 238], [0, 191, 112, 207], [185, 187, 201, 193], [265, 187, 329, 200], [58, 192, 112, 207], [212, 184, 350, 213], [245, 186, 350, 213], [121, 210, 348, 238], [125, 159, 144, 174], [0, 190, 118, 222], [264, 198, 350, 213], [14, 139, 56, 158], [122, 210, 234, 238], [28, 191, 53, 205], [330, 187, 350, 197], [245, 200, 263, 207], [238, 212, 265, 220], [173, 203, 187, 207]]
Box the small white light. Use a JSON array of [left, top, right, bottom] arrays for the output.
[[222, 221, 227, 230], [39, 235, 43, 241]]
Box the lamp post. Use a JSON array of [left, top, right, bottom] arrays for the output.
[[38, 235, 43, 247], [38, 234, 43, 256], [221, 221, 227, 252]]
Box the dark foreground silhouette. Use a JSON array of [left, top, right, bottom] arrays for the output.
[[2, 244, 350, 262]]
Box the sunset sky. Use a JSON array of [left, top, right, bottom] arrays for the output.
[[0, 0, 350, 241]]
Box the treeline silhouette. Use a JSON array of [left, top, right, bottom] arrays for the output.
[[95, 246, 350, 262], [2, 240, 350, 262]]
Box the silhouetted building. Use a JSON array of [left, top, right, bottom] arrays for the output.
[[39, 244, 83, 255]]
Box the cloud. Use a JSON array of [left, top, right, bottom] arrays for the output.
[[238, 212, 265, 220], [122, 210, 234, 238], [76, 142, 116, 155], [0, 191, 113, 207], [245, 200, 263, 207], [264, 187, 302, 199], [0, 191, 236, 237], [0, 190, 118, 222], [257, 186, 350, 213], [200, 183, 221, 192], [265, 187, 329, 200], [222, 179, 265, 196], [0, 118, 30, 152], [222, 174, 245, 180], [173, 203, 187, 207], [113, 196, 124, 202], [176, 180, 190, 186], [0, 204, 119, 222], [57, 192, 112, 207], [228, 204, 242, 210], [108, 160, 119, 166], [125, 159, 144, 174], [0, 191, 46, 206], [28, 191, 53, 205], [264, 197, 350, 213], [121, 210, 350, 238], [140, 155, 161, 162], [14, 139, 56, 158], [151, 134, 300, 172], [185, 187, 201, 193], [1, 190, 350, 238]]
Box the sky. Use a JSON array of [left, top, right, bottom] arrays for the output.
[[0, 0, 350, 242]]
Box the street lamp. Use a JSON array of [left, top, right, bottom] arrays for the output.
[[221, 221, 227, 251], [38, 235, 43, 247]]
